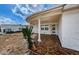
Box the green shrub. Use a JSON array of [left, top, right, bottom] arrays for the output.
[[22, 26, 33, 49]]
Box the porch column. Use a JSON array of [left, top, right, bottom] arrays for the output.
[[38, 18, 41, 42]]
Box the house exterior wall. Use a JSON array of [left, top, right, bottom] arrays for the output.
[[61, 11, 79, 51], [0, 28, 4, 34], [32, 25, 38, 33], [2, 25, 20, 32], [58, 16, 62, 43], [32, 23, 58, 35], [0, 24, 24, 34]]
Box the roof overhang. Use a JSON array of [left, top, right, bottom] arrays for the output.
[[26, 5, 66, 24], [29, 15, 61, 24]]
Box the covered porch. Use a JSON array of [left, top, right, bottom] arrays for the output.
[[31, 15, 61, 35], [27, 5, 63, 42]]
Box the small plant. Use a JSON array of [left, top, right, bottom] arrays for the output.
[[22, 26, 33, 49]]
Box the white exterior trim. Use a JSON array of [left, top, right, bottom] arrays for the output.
[[38, 19, 41, 42]]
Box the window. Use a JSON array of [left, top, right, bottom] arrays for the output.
[[41, 25, 44, 30], [41, 25, 49, 30], [52, 27, 55, 30], [52, 31, 55, 33], [45, 27, 49, 30], [52, 24, 55, 26], [41, 25, 44, 26], [3, 29, 5, 33], [45, 25, 48, 26], [41, 28, 44, 30], [0, 29, 1, 32], [0, 26, 1, 32]]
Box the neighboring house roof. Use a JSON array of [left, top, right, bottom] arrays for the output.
[[0, 24, 26, 28]]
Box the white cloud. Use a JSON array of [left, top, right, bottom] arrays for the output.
[[0, 16, 17, 24], [12, 7, 24, 19], [12, 4, 48, 19], [32, 4, 38, 7]]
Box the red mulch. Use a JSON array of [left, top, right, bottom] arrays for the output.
[[31, 34, 79, 55]]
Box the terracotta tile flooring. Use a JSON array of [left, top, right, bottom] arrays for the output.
[[31, 34, 79, 55]]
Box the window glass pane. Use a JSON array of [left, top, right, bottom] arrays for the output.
[[52, 31, 55, 33], [41, 28, 44, 30], [0, 29, 1, 32], [52, 24, 55, 26], [3, 29, 5, 33], [45, 27, 48, 30], [52, 27, 55, 30], [41, 25, 44, 26]]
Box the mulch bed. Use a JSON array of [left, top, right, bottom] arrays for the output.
[[30, 34, 79, 55], [31, 43, 79, 55]]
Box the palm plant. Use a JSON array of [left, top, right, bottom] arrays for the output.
[[22, 26, 33, 49]]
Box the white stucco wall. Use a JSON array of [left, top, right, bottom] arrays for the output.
[[58, 16, 62, 43], [32, 23, 58, 35], [61, 12, 79, 51], [32, 25, 38, 33]]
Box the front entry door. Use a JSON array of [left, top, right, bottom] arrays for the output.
[[51, 24, 57, 35]]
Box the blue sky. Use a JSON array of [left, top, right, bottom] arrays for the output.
[[0, 4, 57, 25]]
